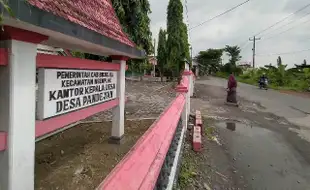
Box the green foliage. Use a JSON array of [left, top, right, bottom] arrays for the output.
[[71, 51, 85, 59], [277, 56, 282, 66], [215, 71, 230, 78], [224, 45, 242, 65], [215, 55, 309, 92], [112, 0, 154, 73], [215, 45, 243, 74], [294, 59, 310, 70], [157, 28, 167, 78], [112, 0, 153, 55], [220, 63, 243, 75], [237, 58, 310, 91], [178, 154, 196, 189], [195, 48, 223, 74], [166, 0, 190, 77], [0, 0, 15, 23], [70, 0, 154, 73], [180, 22, 190, 62]]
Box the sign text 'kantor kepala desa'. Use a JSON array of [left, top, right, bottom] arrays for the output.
[[37, 69, 117, 119]]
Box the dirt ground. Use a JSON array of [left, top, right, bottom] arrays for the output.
[[178, 82, 310, 190], [35, 81, 175, 190], [83, 80, 175, 122]]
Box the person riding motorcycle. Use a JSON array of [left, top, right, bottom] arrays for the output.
[[259, 73, 268, 89]]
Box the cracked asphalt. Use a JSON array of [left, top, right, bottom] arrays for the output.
[[179, 77, 310, 190]]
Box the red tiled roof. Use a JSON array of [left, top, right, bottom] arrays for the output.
[[28, 0, 135, 47]]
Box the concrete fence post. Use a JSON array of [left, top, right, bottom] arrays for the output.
[[0, 40, 38, 190], [0, 27, 47, 190], [189, 74, 194, 97], [176, 86, 188, 129], [110, 56, 128, 143]]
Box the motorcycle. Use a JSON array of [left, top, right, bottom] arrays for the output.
[[259, 78, 268, 90]]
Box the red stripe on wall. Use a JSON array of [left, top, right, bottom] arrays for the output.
[[35, 99, 119, 138], [0, 132, 7, 151], [0, 48, 8, 66]]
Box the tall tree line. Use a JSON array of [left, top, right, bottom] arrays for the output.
[[112, 0, 154, 74], [112, 0, 153, 55], [156, 0, 190, 79], [72, 0, 154, 72]]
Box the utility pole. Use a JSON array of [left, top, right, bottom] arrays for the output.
[[190, 46, 193, 72], [249, 36, 261, 68], [190, 46, 193, 62], [153, 38, 156, 77]]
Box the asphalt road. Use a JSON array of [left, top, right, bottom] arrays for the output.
[[196, 77, 310, 129], [187, 77, 310, 190]]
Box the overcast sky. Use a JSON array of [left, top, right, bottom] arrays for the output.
[[149, 0, 310, 68]]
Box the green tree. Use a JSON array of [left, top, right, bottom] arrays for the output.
[[112, 0, 153, 55], [111, 0, 154, 74], [267, 56, 287, 86], [196, 49, 223, 74], [294, 59, 310, 70], [180, 23, 190, 62], [277, 56, 282, 66], [71, 0, 153, 68], [224, 45, 242, 66], [166, 0, 190, 78], [157, 28, 167, 81], [239, 59, 310, 91]]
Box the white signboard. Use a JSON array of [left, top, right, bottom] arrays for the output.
[[37, 69, 117, 120]]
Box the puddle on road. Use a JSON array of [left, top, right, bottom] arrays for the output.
[[226, 122, 236, 131], [217, 122, 258, 135], [214, 122, 310, 190]]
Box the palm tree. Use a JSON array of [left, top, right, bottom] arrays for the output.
[[224, 45, 242, 66]]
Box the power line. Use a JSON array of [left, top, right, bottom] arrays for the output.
[[256, 48, 310, 56], [183, 0, 194, 60], [261, 17, 310, 41], [240, 40, 251, 50], [260, 10, 310, 37], [184, 0, 190, 28], [190, 0, 250, 30], [183, 0, 191, 41], [249, 36, 261, 68], [254, 2, 310, 36]]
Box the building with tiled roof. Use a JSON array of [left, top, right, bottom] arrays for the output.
[[1, 0, 145, 58]]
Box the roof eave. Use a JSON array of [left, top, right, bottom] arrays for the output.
[[1, 0, 146, 59]]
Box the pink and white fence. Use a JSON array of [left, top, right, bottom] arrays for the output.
[[98, 66, 195, 190], [0, 45, 195, 189]]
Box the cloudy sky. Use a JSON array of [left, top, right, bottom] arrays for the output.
[[149, 0, 310, 68]]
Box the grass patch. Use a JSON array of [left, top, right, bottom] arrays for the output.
[[204, 121, 216, 141], [178, 157, 197, 189], [205, 126, 216, 140]]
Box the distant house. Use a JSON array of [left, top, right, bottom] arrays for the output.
[[237, 61, 252, 70]]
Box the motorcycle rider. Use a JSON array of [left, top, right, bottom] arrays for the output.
[[259, 73, 268, 89]]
